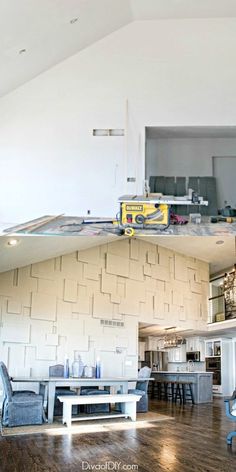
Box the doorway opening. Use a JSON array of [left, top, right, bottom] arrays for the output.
[[212, 156, 236, 208], [145, 126, 236, 214]]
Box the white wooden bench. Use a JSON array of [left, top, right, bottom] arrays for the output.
[[58, 393, 142, 427]]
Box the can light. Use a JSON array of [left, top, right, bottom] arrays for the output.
[[7, 239, 19, 247], [70, 17, 79, 24]]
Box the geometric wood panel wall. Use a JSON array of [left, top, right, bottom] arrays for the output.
[[0, 239, 209, 381]]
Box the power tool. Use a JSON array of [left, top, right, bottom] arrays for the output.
[[210, 216, 236, 224], [118, 194, 208, 235]]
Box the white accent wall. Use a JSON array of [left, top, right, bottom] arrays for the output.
[[0, 239, 209, 390], [1, 19, 236, 224]]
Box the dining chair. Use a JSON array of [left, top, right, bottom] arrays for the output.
[[0, 361, 45, 427], [128, 366, 152, 412], [49, 364, 78, 416], [116, 366, 152, 413], [80, 387, 110, 414]]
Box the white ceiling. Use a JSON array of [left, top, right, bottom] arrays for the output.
[[141, 236, 236, 274], [139, 320, 236, 338], [0, 0, 132, 97], [130, 0, 236, 20], [1, 0, 236, 97], [139, 322, 194, 337], [0, 234, 235, 274], [0, 234, 117, 273]]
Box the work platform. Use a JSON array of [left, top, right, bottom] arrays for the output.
[[2, 215, 236, 236]]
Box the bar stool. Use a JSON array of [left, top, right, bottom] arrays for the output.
[[174, 382, 182, 403], [166, 381, 176, 401], [152, 379, 164, 399], [161, 379, 170, 400], [151, 380, 159, 398], [180, 381, 195, 404], [162, 380, 178, 401]]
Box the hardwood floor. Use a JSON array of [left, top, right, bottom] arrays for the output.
[[0, 398, 236, 472]]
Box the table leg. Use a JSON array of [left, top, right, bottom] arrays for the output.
[[48, 382, 56, 424], [119, 382, 128, 414]]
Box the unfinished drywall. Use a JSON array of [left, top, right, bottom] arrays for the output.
[[0, 239, 209, 388], [1, 19, 236, 224]]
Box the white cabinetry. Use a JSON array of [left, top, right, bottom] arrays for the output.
[[138, 341, 146, 361], [146, 336, 165, 351], [167, 345, 186, 363], [186, 337, 205, 362], [205, 338, 233, 396]]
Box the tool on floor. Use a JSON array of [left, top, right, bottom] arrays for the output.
[[219, 206, 236, 217], [79, 191, 208, 236], [210, 216, 236, 224], [117, 193, 208, 235], [170, 211, 188, 225]]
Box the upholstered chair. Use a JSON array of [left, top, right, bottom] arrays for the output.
[[116, 366, 152, 413], [0, 362, 44, 427], [49, 364, 77, 416], [129, 366, 152, 412], [80, 387, 110, 414]]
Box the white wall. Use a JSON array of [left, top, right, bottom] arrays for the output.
[[1, 19, 236, 224]]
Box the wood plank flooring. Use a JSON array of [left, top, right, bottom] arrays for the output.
[[0, 398, 236, 472]]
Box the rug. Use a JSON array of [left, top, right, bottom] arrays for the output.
[[1, 411, 173, 437]]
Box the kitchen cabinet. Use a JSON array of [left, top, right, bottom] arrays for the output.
[[186, 337, 205, 361], [138, 341, 146, 361], [146, 336, 159, 351], [167, 345, 186, 363], [205, 338, 233, 395], [205, 339, 221, 357]]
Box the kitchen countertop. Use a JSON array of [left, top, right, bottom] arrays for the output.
[[151, 370, 213, 403], [151, 371, 213, 374]]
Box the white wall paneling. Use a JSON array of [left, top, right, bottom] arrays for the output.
[[0, 239, 209, 392]]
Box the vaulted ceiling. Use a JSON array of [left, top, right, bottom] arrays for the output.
[[1, 0, 236, 97], [0, 234, 234, 274]]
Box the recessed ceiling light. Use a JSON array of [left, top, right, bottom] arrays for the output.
[[19, 49, 26, 55], [216, 240, 224, 245], [70, 17, 78, 24], [7, 239, 19, 247]]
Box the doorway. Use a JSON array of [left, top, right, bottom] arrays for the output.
[[145, 127, 236, 212], [212, 156, 236, 208]]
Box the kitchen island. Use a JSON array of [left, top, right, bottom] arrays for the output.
[[151, 371, 213, 404]]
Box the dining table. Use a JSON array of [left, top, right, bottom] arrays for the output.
[[12, 376, 152, 423]]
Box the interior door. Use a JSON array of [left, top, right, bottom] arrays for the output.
[[213, 156, 236, 208]]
